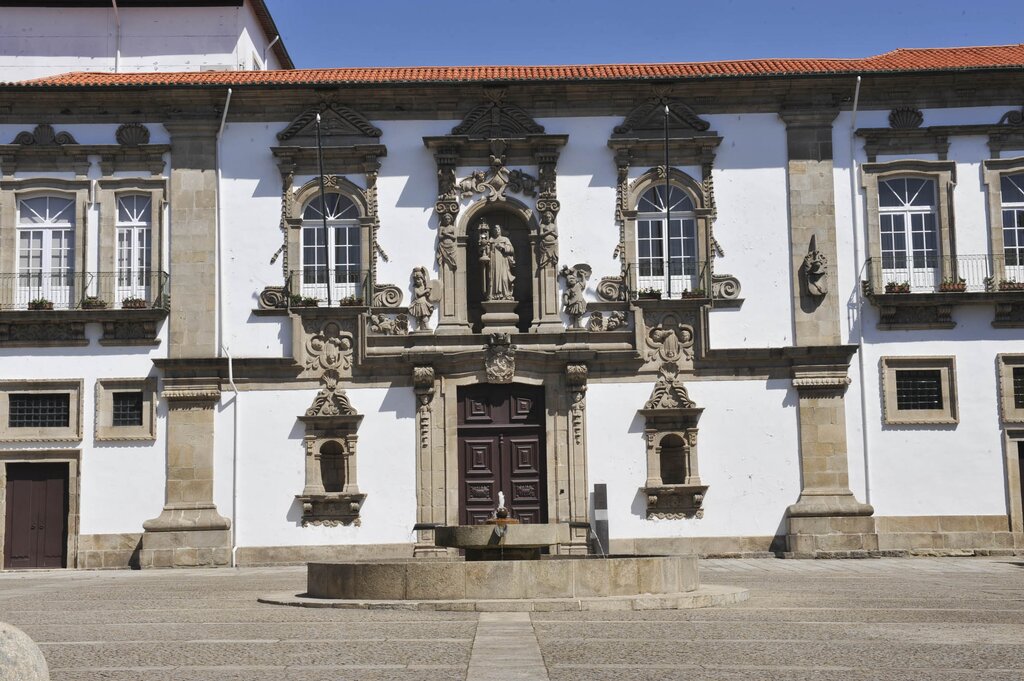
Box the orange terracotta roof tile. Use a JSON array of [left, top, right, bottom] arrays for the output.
[[8, 44, 1024, 88]]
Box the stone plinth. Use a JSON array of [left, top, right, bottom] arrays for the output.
[[434, 522, 569, 561], [479, 300, 519, 334]]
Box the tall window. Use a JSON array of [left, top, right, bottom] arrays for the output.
[[878, 177, 939, 290], [301, 192, 361, 301], [116, 194, 152, 305], [1002, 173, 1024, 281], [635, 185, 698, 296], [17, 195, 75, 308]]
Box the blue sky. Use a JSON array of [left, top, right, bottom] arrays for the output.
[[265, 0, 1022, 68]]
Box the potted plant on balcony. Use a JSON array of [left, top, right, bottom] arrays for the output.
[[884, 281, 911, 294], [635, 287, 662, 300], [121, 296, 148, 309], [81, 295, 108, 309], [999, 279, 1024, 291], [939, 277, 967, 292], [679, 288, 707, 299], [27, 297, 54, 311], [338, 295, 365, 307], [289, 294, 320, 308]]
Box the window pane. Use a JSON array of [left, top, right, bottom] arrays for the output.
[[895, 370, 943, 410], [112, 392, 144, 427], [9, 393, 70, 428], [1001, 174, 1024, 204]]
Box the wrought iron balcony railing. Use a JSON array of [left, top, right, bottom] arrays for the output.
[[864, 254, 1024, 295], [286, 268, 370, 306], [0, 271, 169, 310], [624, 260, 711, 300]]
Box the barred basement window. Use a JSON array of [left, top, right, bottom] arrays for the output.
[[111, 391, 144, 427], [1014, 367, 1024, 410], [9, 393, 70, 428], [895, 370, 943, 410]]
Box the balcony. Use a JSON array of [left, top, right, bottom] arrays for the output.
[[862, 255, 1024, 329], [619, 261, 741, 305], [0, 271, 169, 346], [257, 269, 407, 315]]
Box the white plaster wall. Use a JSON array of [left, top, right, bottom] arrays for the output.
[[215, 386, 418, 547], [587, 379, 800, 540], [0, 3, 277, 80]]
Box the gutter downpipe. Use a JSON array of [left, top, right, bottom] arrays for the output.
[[111, 1, 120, 73], [848, 76, 871, 505], [215, 88, 239, 566], [262, 35, 280, 70]]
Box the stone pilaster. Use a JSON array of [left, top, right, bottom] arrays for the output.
[[139, 379, 230, 568]]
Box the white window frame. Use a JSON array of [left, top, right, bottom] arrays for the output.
[[115, 193, 153, 306], [877, 177, 940, 291], [16, 194, 76, 309], [999, 172, 1024, 283], [300, 191, 363, 302], [634, 184, 699, 296]]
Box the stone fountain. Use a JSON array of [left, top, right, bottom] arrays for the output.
[[260, 494, 748, 612]]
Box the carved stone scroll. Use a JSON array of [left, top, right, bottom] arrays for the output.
[[12, 124, 77, 146]]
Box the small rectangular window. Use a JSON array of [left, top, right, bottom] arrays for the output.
[[9, 393, 70, 428], [1013, 367, 1024, 410], [895, 370, 943, 410], [111, 392, 144, 427]]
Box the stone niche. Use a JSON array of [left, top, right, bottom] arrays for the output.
[[297, 414, 366, 526], [638, 364, 707, 519]]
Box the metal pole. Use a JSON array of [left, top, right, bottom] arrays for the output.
[[664, 104, 672, 297], [315, 112, 332, 306]]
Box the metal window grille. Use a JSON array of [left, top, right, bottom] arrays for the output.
[[1013, 367, 1024, 410], [112, 392, 144, 427], [9, 393, 70, 427], [895, 370, 943, 410]]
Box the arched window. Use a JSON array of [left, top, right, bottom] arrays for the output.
[[1001, 173, 1024, 281], [17, 195, 75, 308], [301, 192, 361, 301], [635, 184, 698, 296], [115, 193, 153, 305], [878, 177, 938, 290]]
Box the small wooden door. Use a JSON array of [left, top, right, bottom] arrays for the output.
[[3, 462, 68, 569], [458, 384, 546, 525]]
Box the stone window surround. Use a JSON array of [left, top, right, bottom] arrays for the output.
[[997, 353, 1024, 425], [96, 179, 167, 303], [982, 156, 1024, 284], [285, 177, 373, 301], [880, 356, 958, 426], [0, 179, 90, 308], [620, 168, 714, 296], [94, 377, 157, 442], [0, 379, 83, 442], [1005, 428, 1024, 534], [0, 450, 81, 569], [861, 160, 957, 291]]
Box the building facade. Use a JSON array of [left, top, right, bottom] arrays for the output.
[[1, 28, 1023, 568]]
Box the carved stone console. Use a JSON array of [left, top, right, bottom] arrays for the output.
[[638, 364, 707, 519]]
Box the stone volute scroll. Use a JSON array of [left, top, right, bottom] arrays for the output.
[[560, 263, 592, 329], [297, 369, 366, 527], [638, 363, 708, 520], [409, 266, 441, 333]]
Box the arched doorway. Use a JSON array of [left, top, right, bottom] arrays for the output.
[[465, 212, 533, 333]]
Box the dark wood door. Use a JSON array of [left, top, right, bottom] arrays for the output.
[[458, 384, 546, 524], [3, 463, 68, 569]]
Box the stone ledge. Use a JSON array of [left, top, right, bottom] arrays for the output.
[[257, 584, 748, 612]]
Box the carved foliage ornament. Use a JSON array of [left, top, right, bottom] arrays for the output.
[[304, 321, 354, 375], [645, 363, 696, 410], [12, 124, 77, 146], [484, 333, 516, 384], [566, 363, 588, 446], [644, 312, 695, 365], [368, 313, 408, 336], [412, 366, 435, 451], [306, 369, 357, 417], [586, 310, 628, 332]]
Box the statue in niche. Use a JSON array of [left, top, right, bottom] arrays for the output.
[[560, 263, 592, 329], [409, 266, 441, 332], [478, 221, 516, 301], [437, 212, 457, 269], [537, 210, 559, 269]]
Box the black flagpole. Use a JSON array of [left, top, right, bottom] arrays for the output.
[[315, 112, 332, 306], [664, 103, 672, 297]]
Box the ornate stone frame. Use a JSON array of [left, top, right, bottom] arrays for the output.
[[94, 377, 157, 442], [296, 413, 366, 527], [880, 356, 958, 426], [861, 160, 958, 292], [0, 449, 81, 569], [997, 354, 1024, 425], [983, 156, 1024, 285], [0, 379, 83, 442], [0, 178, 90, 309], [619, 168, 714, 297]]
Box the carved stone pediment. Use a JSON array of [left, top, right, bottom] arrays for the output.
[[278, 103, 382, 146], [613, 96, 711, 137], [453, 88, 545, 138], [12, 124, 77, 146], [643, 363, 697, 411], [305, 370, 359, 418]]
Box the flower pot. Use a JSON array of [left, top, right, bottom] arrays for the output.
[[28, 301, 53, 311], [122, 299, 147, 309]]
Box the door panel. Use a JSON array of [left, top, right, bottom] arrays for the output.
[[457, 385, 546, 525], [3, 463, 68, 569]]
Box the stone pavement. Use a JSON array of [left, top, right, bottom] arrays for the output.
[[0, 557, 1021, 680]]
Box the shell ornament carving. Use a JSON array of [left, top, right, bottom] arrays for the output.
[[888, 108, 923, 129], [116, 123, 151, 146]]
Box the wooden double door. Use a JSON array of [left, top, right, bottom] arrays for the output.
[[3, 463, 68, 569], [458, 384, 547, 525]]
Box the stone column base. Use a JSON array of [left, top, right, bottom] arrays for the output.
[[139, 504, 231, 568], [480, 300, 519, 334], [785, 515, 879, 558]]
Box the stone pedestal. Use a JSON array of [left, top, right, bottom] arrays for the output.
[[480, 299, 519, 334]]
